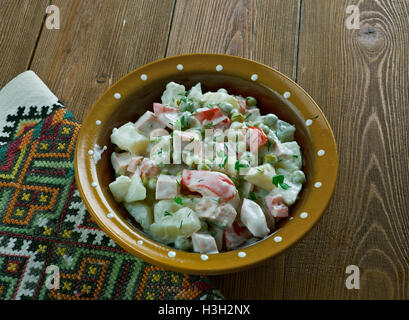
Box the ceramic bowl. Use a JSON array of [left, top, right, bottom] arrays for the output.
[[74, 54, 338, 275]]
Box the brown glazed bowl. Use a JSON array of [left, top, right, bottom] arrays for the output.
[[75, 54, 338, 275]]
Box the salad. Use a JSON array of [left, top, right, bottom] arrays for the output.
[[108, 82, 306, 253]]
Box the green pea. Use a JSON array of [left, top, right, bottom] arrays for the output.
[[262, 114, 278, 128], [245, 96, 257, 107], [219, 102, 233, 115], [291, 170, 306, 184]]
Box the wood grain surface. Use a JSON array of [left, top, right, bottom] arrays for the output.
[[0, 0, 49, 88], [0, 0, 408, 299], [30, 0, 175, 121]]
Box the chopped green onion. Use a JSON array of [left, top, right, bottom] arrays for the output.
[[272, 174, 291, 190], [272, 175, 285, 187], [280, 182, 291, 190], [249, 191, 257, 201]]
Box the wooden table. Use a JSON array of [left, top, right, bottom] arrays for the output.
[[1, 0, 408, 300]]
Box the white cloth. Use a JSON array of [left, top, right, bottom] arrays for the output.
[[0, 71, 59, 142]]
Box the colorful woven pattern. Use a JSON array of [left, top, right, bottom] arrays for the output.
[[0, 103, 223, 300]]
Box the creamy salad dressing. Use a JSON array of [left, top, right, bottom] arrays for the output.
[[108, 82, 306, 253]]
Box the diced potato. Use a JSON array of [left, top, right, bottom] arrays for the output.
[[153, 198, 199, 223], [149, 207, 201, 244], [153, 200, 183, 222], [124, 202, 153, 230], [275, 141, 302, 171], [201, 92, 240, 110], [124, 174, 146, 202], [244, 163, 276, 191], [109, 175, 132, 202], [268, 180, 302, 206], [276, 120, 295, 142], [161, 82, 186, 107], [110, 122, 149, 155], [188, 83, 202, 102]]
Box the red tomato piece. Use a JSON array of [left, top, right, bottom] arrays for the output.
[[181, 169, 238, 201], [193, 107, 231, 129], [193, 107, 224, 122], [153, 103, 179, 128], [224, 221, 252, 251], [153, 102, 178, 114], [246, 126, 268, 149], [265, 195, 289, 218]]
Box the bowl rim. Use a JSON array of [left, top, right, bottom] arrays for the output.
[[74, 53, 338, 275]]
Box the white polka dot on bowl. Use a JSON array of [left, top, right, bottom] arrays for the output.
[[114, 93, 121, 100], [177, 64, 183, 70], [201, 254, 209, 261], [216, 65, 223, 72], [283, 91, 291, 99], [314, 182, 322, 188], [137, 240, 143, 245], [305, 119, 313, 126], [88, 150, 94, 155], [91, 182, 98, 187], [96, 120, 101, 125], [251, 74, 258, 81], [107, 212, 114, 218], [140, 74, 148, 81], [300, 212, 308, 219], [317, 149, 325, 157], [168, 251, 176, 258], [274, 236, 282, 243], [238, 251, 246, 258]]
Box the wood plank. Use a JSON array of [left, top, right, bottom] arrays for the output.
[[167, 0, 301, 299], [0, 0, 49, 88], [167, 0, 300, 80], [284, 0, 409, 299], [29, 0, 175, 121]]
